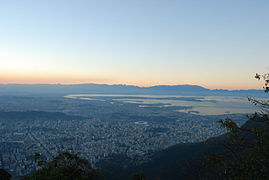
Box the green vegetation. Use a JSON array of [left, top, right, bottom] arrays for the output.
[[132, 172, 148, 180], [1, 73, 268, 179], [23, 152, 103, 180], [201, 113, 269, 179], [0, 168, 12, 180], [255, 72, 269, 92], [198, 72, 269, 179]]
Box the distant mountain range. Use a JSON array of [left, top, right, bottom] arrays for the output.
[[0, 84, 266, 97]]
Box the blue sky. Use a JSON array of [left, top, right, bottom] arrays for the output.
[[0, 0, 268, 89]]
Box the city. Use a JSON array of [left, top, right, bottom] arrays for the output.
[[0, 95, 246, 176]]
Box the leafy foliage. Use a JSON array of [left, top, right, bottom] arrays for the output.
[[132, 172, 148, 180], [204, 113, 269, 179], [255, 72, 269, 92], [0, 169, 12, 180], [200, 73, 269, 179], [24, 152, 103, 180]]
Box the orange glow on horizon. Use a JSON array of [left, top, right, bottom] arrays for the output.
[[0, 71, 112, 85], [0, 72, 264, 90]]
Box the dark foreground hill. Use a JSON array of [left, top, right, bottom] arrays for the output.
[[98, 114, 269, 180], [2, 112, 267, 180], [97, 137, 217, 180]]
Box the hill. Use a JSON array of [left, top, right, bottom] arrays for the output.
[[98, 114, 269, 180]]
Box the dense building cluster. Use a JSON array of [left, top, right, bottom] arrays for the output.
[[0, 96, 246, 176]]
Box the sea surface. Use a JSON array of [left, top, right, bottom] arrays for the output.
[[65, 94, 264, 115]]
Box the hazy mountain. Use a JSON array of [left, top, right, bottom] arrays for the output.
[[0, 84, 265, 96]]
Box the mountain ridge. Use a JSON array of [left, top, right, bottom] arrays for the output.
[[0, 84, 265, 96]]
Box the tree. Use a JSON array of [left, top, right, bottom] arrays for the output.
[[132, 172, 148, 180], [200, 72, 269, 179], [255, 72, 269, 93], [0, 169, 12, 180], [131, 172, 161, 180], [24, 152, 103, 180]]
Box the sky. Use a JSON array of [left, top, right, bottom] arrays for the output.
[[0, 0, 268, 89]]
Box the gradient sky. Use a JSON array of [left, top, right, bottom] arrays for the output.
[[0, 0, 268, 89]]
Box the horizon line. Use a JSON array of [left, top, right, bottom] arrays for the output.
[[0, 83, 262, 91]]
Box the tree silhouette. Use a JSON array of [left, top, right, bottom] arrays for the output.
[[132, 172, 148, 180], [200, 72, 269, 179], [24, 152, 103, 180], [255, 72, 269, 93], [0, 169, 12, 180]]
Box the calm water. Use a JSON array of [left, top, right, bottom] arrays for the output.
[[65, 94, 261, 115]]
